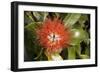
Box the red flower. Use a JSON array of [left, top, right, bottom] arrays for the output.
[[36, 18, 71, 54]]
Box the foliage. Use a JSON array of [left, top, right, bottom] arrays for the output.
[[24, 11, 90, 61]]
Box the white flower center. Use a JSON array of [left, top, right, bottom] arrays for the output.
[[47, 33, 61, 43]]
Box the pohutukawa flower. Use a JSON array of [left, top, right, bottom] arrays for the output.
[[36, 18, 71, 54]]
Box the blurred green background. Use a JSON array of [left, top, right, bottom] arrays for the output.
[[24, 11, 90, 61]]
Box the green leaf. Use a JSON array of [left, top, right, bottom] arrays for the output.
[[80, 55, 89, 59], [24, 29, 37, 61], [85, 47, 90, 57], [68, 47, 76, 59], [25, 12, 34, 22], [75, 44, 81, 55], [24, 22, 48, 61], [33, 12, 48, 22], [24, 28, 47, 61], [54, 12, 60, 18], [63, 13, 81, 27], [60, 13, 68, 20], [34, 48, 43, 60], [78, 14, 88, 24], [25, 22, 36, 31], [24, 12, 35, 25], [42, 12, 48, 21], [83, 41, 90, 57], [32, 12, 41, 21]]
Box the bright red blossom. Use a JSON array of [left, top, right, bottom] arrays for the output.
[[36, 18, 71, 54]]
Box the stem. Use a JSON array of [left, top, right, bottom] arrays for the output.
[[34, 48, 43, 60], [68, 47, 76, 59]]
